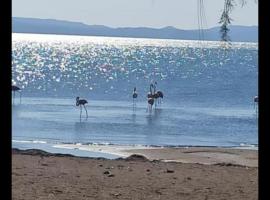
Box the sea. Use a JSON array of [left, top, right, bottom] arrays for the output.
[[12, 33, 258, 157]]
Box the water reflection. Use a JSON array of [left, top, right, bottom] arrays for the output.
[[12, 104, 23, 118], [131, 113, 136, 123], [146, 108, 162, 126], [74, 120, 88, 133]]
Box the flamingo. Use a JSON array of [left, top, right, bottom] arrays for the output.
[[132, 87, 138, 107], [154, 82, 164, 104], [147, 84, 156, 112], [156, 91, 164, 104], [147, 92, 154, 112], [149, 82, 164, 107], [76, 97, 88, 118], [254, 95, 258, 113], [12, 85, 22, 104]]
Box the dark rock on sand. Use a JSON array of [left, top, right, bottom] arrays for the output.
[[166, 169, 174, 173], [124, 154, 149, 161]]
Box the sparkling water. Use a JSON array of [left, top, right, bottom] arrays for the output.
[[12, 33, 258, 150]]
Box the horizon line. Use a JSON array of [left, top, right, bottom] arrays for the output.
[[12, 16, 258, 31]]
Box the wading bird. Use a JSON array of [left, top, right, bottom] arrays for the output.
[[76, 97, 88, 118], [146, 84, 156, 112], [153, 82, 164, 104], [12, 85, 22, 104], [132, 87, 138, 107], [156, 91, 164, 104], [147, 92, 155, 113], [254, 95, 258, 113]]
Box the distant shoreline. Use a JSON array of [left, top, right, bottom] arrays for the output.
[[12, 17, 258, 42]]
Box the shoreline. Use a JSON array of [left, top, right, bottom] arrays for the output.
[[13, 140, 258, 165], [53, 144, 258, 167], [13, 144, 258, 167]]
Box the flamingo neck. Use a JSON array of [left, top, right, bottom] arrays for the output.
[[150, 84, 154, 95]]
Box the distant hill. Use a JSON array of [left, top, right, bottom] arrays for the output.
[[12, 17, 258, 42]]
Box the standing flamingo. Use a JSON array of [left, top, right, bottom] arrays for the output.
[[156, 91, 164, 104], [147, 92, 154, 112], [154, 82, 164, 104], [132, 87, 138, 108], [254, 95, 258, 113], [147, 84, 155, 112], [12, 85, 22, 104], [76, 97, 88, 118]]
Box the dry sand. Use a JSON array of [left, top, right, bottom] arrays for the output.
[[12, 148, 258, 200]]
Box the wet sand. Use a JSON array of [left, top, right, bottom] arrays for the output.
[[12, 148, 258, 200]]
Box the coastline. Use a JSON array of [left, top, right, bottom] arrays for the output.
[[12, 148, 258, 200], [52, 144, 258, 167], [13, 141, 258, 167]]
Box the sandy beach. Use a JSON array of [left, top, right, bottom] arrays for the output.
[[12, 147, 258, 200]]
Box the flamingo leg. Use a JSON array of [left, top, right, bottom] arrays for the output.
[[256, 106, 258, 113], [80, 105, 82, 118], [83, 105, 88, 118], [12, 91, 14, 104], [19, 91, 22, 104], [13, 91, 15, 104]]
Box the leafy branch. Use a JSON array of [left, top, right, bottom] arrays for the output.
[[219, 0, 257, 42]]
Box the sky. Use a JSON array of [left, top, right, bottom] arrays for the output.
[[12, 0, 258, 30]]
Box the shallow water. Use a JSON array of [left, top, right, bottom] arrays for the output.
[[12, 97, 258, 148]]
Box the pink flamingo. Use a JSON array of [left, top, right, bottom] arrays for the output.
[[147, 84, 156, 112], [132, 87, 138, 107], [12, 85, 22, 104], [76, 97, 88, 118], [154, 82, 164, 104], [254, 96, 258, 112]]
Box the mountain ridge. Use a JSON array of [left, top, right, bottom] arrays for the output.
[[12, 17, 258, 42]]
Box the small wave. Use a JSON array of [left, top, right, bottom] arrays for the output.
[[240, 143, 254, 147], [238, 143, 258, 150], [12, 139, 258, 150], [12, 139, 47, 144], [52, 142, 233, 149], [12, 140, 32, 143]]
